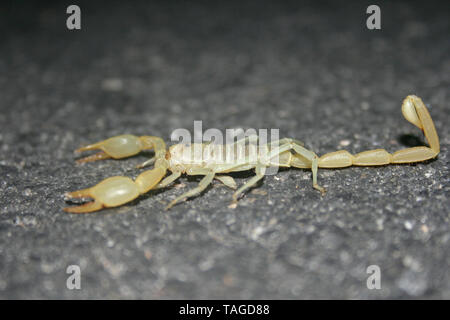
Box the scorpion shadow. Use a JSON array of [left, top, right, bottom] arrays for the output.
[[397, 133, 438, 165], [398, 133, 424, 148]]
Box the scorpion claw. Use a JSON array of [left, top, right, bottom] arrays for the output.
[[76, 151, 111, 164], [64, 187, 92, 200], [64, 188, 104, 213], [64, 176, 141, 213], [75, 134, 144, 163], [64, 200, 104, 213], [64, 167, 167, 213]]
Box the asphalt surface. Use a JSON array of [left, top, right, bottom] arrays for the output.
[[0, 0, 449, 299]]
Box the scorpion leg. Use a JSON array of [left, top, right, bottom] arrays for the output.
[[267, 139, 326, 194], [267, 138, 304, 148], [215, 175, 237, 189], [155, 171, 233, 190], [289, 142, 325, 194], [232, 165, 266, 203], [165, 168, 215, 210], [154, 171, 182, 189], [136, 157, 156, 169]]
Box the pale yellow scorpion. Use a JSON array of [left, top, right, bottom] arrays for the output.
[[64, 95, 440, 213]]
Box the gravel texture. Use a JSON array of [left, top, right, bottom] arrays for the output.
[[0, 0, 449, 299]]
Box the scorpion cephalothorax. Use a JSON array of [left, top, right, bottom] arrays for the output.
[[65, 95, 439, 213]]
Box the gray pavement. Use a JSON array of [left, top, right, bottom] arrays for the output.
[[0, 0, 449, 299]]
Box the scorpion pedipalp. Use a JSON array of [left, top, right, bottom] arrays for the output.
[[75, 134, 164, 163], [65, 135, 169, 213], [64, 167, 167, 213]]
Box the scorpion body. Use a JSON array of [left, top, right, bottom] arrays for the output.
[[65, 95, 440, 213]]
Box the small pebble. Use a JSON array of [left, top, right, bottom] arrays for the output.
[[420, 225, 429, 234], [404, 221, 413, 230], [339, 139, 351, 147]]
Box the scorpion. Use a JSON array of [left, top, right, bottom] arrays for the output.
[[64, 95, 440, 213]]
